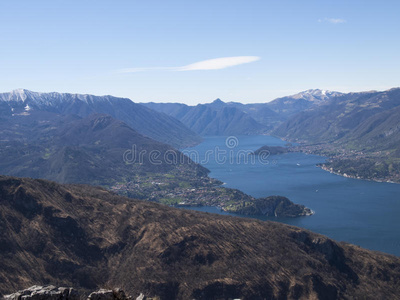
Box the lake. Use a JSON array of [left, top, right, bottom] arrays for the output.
[[185, 135, 400, 256]]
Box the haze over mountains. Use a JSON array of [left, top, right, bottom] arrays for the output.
[[144, 86, 400, 177], [143, 89, 343, 134], [2, 87, 399, 173], [0, 89, 201, 149], [145, 99, 266, 136], [3, 87, 400, 183], [144, 86, 400, 182], [1, 176, 400, 299], [2, 88, 380, 144]]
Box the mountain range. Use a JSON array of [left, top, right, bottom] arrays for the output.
[[143, 89, 343, 135], [274, 88, 400, 152], [144, 99, 267, 135], [1, 176, 400, 299], [272, 88, 400, 182], [0, 88, 347, 144], [3, 87, 400, 183], [0, 89, 201, 149]]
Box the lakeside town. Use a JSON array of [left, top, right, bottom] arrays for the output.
[[287, 143, 400, 184], [110, 170, 253, 209], [109, 168, 312, 217]]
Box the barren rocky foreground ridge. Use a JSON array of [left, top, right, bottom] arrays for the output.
[[1, 176, 400, 299]]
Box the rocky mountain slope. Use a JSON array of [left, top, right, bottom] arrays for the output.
[[0, 89, 201, 148], [1, 176, 400, 299]]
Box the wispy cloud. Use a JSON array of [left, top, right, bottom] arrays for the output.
[[318, 18, 347, 24], [116, 56, 260, 73], [177, 56, 260, 71]]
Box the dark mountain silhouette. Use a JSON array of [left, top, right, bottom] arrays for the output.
[[1, 176, 400, 299], [0, 89, 201, 148]]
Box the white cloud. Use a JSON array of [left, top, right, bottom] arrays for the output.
[[116, 56, 260, 73], [319, 18, 346, 24], [176, 56, 260, 71]]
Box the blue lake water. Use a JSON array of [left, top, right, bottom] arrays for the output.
[[185, 135, 400, 256]]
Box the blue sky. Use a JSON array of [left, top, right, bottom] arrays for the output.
[[1, 0, 399, 104]]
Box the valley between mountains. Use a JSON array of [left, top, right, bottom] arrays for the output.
[[146, 88, 400, 183]]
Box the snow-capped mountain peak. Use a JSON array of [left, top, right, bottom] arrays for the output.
[[0, 89, 132, 107], [290, 89, 343, 102]]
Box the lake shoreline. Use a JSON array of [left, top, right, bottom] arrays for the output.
[[318, 163, 398, 184], [189, 135, 400, 256], [273, 137, 400, 185]]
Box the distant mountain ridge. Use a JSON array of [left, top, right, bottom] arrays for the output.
[[0, 89, 201, 148], [283, 89, 343, 101], [274, 88, 400, 151], [143, 89, 343, 135], [144, 99, 267, 136], [225, 89, 344, 128]]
